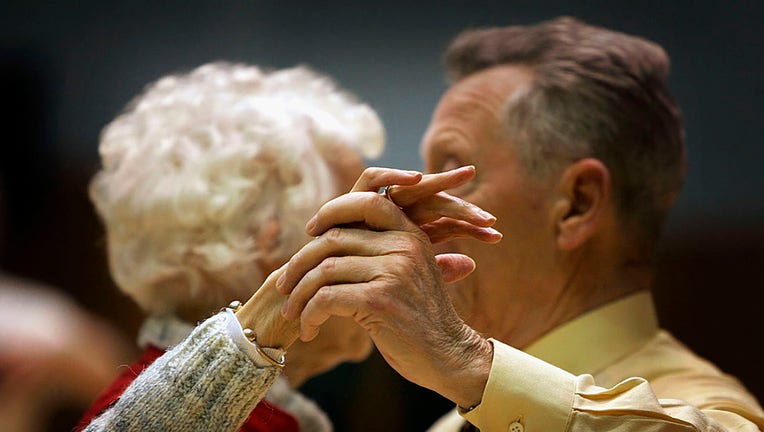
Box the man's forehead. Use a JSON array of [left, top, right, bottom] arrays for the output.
[[447, 64, 534, 98], [432, 64, 533, 120]]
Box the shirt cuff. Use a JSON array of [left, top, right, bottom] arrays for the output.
[[221, 309, 286, 368], [461, 338, 576, 432]]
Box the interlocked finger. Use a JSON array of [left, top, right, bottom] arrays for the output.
[[352, 167, 423, 194], [305, 191, 420, 237], [298, 281, 381, 341], [420, 219, 503, 244], [284, 254, 393, 321], [277, 227, 415, 296], [383, 166, 476, 207], [403, 192, 495, 228], [351, 166, 477, 208]]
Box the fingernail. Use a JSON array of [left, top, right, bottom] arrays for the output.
[[480, 210, 496, 221], [405, 170, 423, 182], [305, 217, 317, 234], [300, 327, 317, 342], [487, 228, 503, 239], [281, 300, 289, 317], [276, 272, 285, 290]]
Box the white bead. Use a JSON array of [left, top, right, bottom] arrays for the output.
[[242, 328, 256, 342]]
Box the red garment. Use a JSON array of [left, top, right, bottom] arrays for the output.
[[75, 345, 299, 432]]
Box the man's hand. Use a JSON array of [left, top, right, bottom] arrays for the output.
[[347, 165, 502, 282], [276, 166, 497, 408], [238, 166, 499, 352]]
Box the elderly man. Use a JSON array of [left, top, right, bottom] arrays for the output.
[[278, 17, 764, 431]]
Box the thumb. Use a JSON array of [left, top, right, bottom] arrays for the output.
[[435, 253, 475, 283]]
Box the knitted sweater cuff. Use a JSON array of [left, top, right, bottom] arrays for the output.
[[85, 312, 281, 432]]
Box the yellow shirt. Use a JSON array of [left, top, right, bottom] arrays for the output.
[[430, 292, 764, 431]]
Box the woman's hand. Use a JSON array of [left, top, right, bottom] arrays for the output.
[[351, 165, 501, 244], [236, 166, 500, 354], [344, 165, 502, 283], [275, 168, 496, 407]]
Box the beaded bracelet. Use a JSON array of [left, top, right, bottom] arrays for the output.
[[226, 301, 286, 368]]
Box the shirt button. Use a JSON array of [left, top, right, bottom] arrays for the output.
[[509, 421, 524, 432]]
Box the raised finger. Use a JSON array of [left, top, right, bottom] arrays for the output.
[[351, 167, 423, 192], [305, 191, 420, 237], [404, 192, 496, 228], [283, 254, 392, 320], [277, 227, 414, 295], [298, 282, 381, 341], [387, 165, 476, 207], [421, 219, 503, 244], [435, 253, 476, 283]]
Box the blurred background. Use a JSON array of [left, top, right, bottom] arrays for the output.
[[1, 1, 762, 431]]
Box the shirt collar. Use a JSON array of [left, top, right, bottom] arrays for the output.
[[524, 290, 659, 376]]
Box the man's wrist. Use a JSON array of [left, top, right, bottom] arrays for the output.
[[443, 325, 494, 409]]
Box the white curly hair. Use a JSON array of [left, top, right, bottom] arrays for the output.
[[90, 62, 384, 316]]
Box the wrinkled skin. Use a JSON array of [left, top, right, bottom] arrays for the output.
[[270, 166, 501, 407], [235, 165, 502, 398]]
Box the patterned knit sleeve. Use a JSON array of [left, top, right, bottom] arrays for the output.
[[84, 311, 282, 432]]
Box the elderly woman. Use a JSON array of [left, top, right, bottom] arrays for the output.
[[79, 62, 500, 432], [78, 62, 382, 431]]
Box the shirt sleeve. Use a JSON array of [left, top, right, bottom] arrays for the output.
[[461, 339, 764, 432], [83, 311, 282, 432]]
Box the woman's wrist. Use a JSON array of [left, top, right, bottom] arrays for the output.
[[235, 298, 299, 349], [235, 265, 300, 349]]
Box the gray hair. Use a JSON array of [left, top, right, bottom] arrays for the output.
[[90, 62, 384, 315], [445, 17, 686, 247]]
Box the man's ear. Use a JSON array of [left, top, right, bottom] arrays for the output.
[[551, 158, 611, 251]]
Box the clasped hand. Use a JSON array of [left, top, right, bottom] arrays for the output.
[[277, 165, 499, 408]]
